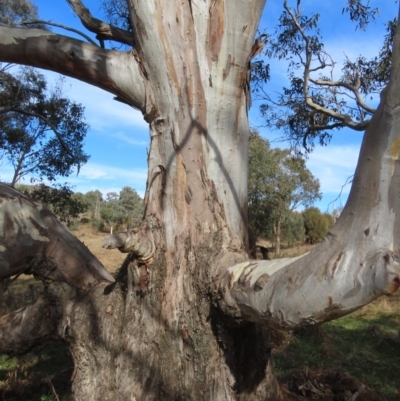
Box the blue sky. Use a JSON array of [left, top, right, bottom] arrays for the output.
[[1, 0, 398, 211]]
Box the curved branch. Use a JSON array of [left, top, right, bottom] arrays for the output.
[[309, 77, 376, 115], [0, 26, 146, 111], [21, 19, 99, 46], [283, 1, 372, 132], [219, 248, 400, 329], [67, 0, 135, 47], [218, 19, 400, 330], [0, 183, 115, 287]]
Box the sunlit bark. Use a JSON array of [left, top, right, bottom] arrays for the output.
[[1, 1, 399, 400]]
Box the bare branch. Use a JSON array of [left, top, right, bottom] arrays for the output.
[[21, 19, 99, 46], [219, 247, 400, 330], [283, 1, 372, 132], [67, 0, 135, 47], [0, 26, 146, 111], [309, 77, 376, 115]]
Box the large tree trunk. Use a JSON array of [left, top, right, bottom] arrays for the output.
[[1, 1, 282, 400], [63, 2, 282, 399], [1, 1, 400, 400]]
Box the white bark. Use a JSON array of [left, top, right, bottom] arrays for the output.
[[0, 26, 146, 110], [220, 14, 400, 328]]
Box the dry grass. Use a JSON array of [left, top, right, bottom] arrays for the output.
[[72, 223, 126, 273]]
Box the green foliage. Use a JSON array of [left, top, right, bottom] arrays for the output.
[[100, 187, 144, 232], [0, 67, 90, 185], [248, 130, 321, 248], [0, 0, 40, 27], [91, 219, 105, 232], [83, 190, 103, 220], [119, 186, 143, 227], [281, 211, 305, 247], [19, 183, 87, 225], [302, 207, 334, 243], [252, 2, 395, 153]]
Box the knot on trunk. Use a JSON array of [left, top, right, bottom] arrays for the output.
[[102, 227, 155, 266]]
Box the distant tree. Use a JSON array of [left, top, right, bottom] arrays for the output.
[[0, 67, 90, 186], [119, 186, 143, 228], [248, 130, 321, 254], [0, 0, 42, 27], [253, 1, 394, 153], [19, 183, 87, 225], [83, 190, 103, 220], [281, 210, 305, 247], [303, 207, 334, 243], [100, 192, 125, 233]]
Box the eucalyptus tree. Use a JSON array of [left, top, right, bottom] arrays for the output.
[[0, 67, 90, 186], [248, 130, 320, 254], [253, 0, 395, 152], [1, 1, 400, 401]]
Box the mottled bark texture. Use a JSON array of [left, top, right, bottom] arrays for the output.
[[0, 1, 400, 400]]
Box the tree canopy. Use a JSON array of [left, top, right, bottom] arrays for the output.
[[0, 67, 90, 186], [252, 0, 396, 152]]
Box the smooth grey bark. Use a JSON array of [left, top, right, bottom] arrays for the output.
[[219, 11, 400, 328]]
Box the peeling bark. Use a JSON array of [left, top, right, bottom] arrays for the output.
[[219, 16, 400, 329], [1, 1, 400, 400]]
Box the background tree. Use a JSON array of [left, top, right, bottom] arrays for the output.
[[0, 0, 42, 27], [100, 191, 124, 233], [83, 189, 103, 220], [281, 210, 305, 247], [248, 130, 321, 254], [252, 0, 395, 152], [100, 187, 144, 232], [1, 1, 400, 401], [18, 182, 88, 225], [118, 186, 143, 228], [303, 206, 334, 243], [0, 67, 90, 186]]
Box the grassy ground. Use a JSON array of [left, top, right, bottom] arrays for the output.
[[274, 294, 400, 400], [0, 225, 399, 400]]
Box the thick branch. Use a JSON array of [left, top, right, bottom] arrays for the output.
[[0, 183, 115, 287], [219, 248, 400, 329], [218, 18, 400, 330], [309, 77, 376, 115], [67, 0, 135, 47], [0, 26, 146, 110]]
